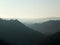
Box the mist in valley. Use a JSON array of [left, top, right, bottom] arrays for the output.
[[0, 18, 59, 45], [0, 0, 60, 45]]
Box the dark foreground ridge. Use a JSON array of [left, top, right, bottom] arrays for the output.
[[39, 32, 60, 45], [0, 18, 44, 45]]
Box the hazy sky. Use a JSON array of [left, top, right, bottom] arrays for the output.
[[0, 0, 60, 19]]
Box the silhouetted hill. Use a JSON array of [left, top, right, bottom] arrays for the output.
[[40, 32, 60, 45], [0, 18, 44, 45], [28, 20, 60, 34]]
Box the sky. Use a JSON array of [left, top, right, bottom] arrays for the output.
[[0, 0, 60, 19]]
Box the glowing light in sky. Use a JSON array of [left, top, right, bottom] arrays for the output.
[[0, 0, 60, 19]]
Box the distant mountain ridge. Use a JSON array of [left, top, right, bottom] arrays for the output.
[[27, 20, 60, 34]]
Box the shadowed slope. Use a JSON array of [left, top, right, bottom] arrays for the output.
[[0, 19, 44, 45]]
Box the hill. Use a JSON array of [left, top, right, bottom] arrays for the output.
[[40, 32, 60, 45], [28, 20, 60, 34], [0, 18, 44, 45]]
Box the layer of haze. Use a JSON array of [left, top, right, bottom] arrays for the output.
[[0, 0, 60, 19]]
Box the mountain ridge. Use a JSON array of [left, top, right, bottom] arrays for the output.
[[27, 20, 60, 34], [0, 18, 43, 45]]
